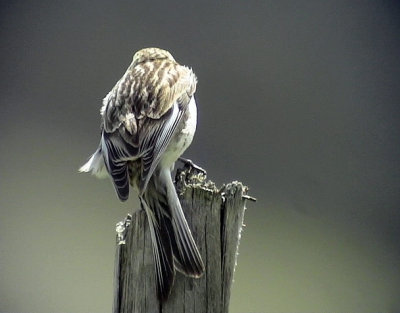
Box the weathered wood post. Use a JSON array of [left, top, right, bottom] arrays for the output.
[[112, 164, 255, 313]]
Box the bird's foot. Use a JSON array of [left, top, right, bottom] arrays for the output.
[[175, 158, 207, 191], [178, 157, 207, 176]]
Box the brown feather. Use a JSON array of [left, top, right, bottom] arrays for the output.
[[101, 48, 197, 144]]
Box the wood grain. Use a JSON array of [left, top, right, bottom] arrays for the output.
[[113, 168, 251, 313]]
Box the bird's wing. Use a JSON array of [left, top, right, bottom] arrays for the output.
[[101, 130, 138, 201], [100, 60, 196, 199], [138, 100, 185, 193], [133, 61, 197, 193]]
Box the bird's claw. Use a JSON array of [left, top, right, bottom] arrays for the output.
[[178, 157, 207, 176]]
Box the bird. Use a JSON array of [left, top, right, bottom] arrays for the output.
[[79, 47, 205, 301]]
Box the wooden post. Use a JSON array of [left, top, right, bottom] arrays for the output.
[[112, 165, 255, 313]]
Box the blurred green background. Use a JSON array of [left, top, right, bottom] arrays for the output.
[[1, 1, 399, 312]]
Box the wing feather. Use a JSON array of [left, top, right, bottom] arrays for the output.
[[139, 102, 185, 193], [101, 131, 138, 200], [99, 54, 196, 200]]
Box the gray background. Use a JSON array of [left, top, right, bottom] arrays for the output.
[[1, 1, 399, 312]]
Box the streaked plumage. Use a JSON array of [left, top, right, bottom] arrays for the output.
[[80, 48, 204, 301]]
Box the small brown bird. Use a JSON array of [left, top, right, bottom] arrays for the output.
[[80, 48, 204, 301]]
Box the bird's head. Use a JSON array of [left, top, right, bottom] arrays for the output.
[[132, 47, 175, 65]]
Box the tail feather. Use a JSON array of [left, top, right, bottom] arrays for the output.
[[166, 179, 205, 277], [154, 171, 205, 276], [140, 196, 175, 302], [143, 172, 204, 301]]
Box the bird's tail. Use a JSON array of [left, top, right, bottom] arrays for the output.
[[140, 196, 175, 302], [142, 170, 204, 301], [164, 175, 205, 278]]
